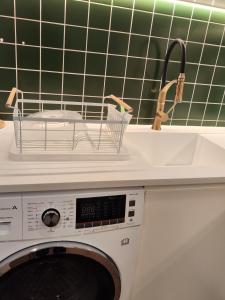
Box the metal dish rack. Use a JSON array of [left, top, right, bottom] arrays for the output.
[[6, 88, 133, 159]]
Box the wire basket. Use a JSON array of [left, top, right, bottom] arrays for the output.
[[6, 88, 133, 160]]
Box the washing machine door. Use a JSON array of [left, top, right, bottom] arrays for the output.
[[0, 241, 121, 300]]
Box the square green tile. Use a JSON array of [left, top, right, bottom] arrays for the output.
[[171, 119, 188, 126], [0, 91, 10, 117], [189, 103, 205, 119], [17, 20, 40, 46], [87, 29, 108, 52], [65, 26, 86, 50], [124, 79, 142, 98], [218, 105, 225, 121], [145, 59, 163, 81], [41, 72, 62, 93], [63, 74, 83, 94], [86, 53, 106, 75], [182, 83, 195, 102], [204, 104, 220, 120], [18, 70, 39, 92], [155, 0, 174, 15], [106, 55, 126, 77], [42, 0, 65, 23], [185, 63, 198, 82], [0, 68, 16, 90], [129, 35, 148, 57], [135, 0, 154, 12], [142, 80, 160, 99], [0, 0, 14, 16], [211, 10, 225, 25], [208, 86, 224, 103], [174, 2, 193, 18], [111, 7, 132, 32], [173, 102, 190, 120], [0, 17, 15, 43], [151, 14, 171, 38], [193, 6, 210, 21], [64, 51, 85, 74], [105, 77, 124, 96], [92, 0, 111, 4], [217, 121, 225, 128], [126, 57, 145, 78], [0, 44, 15, 67], [193, 85, 210, 102], [17, 46, 40, 69], [217, 47, 225, 66], [213, 67, 225, 85], [148, 37, 167, 59], [85, 76, 104, 96], [186, 42, 202, 63], [42, 23, 64, 48], [201, 45, 219, 65], [42, 48, 63, 71], [139, 99, 156, 119], [188, 20, 208, 43], [170, 17, 190, 40], [89, 3, 111, 30], [197, 66, 214, 84], [16, 0, 40, 20], [108, 32, 129, 55], [202, 120, 217, 126], [206, 23, 224, 45], [187, 120, 202, 126], [113, 0, 134, 8], [66, 0, 88, 26], [132, 11, 152, 35]]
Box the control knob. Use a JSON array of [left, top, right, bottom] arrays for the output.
[[42, 208, 60, 227]]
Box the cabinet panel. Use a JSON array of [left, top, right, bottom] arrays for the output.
[[133, 184, 225, 300]]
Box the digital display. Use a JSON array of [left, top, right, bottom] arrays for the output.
[[76, 195, 126, 227]]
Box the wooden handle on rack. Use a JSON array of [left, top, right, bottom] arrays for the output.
[[110, 95, 133, 113], [5, 87, 17, 107]]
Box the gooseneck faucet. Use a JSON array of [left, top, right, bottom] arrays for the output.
[[152, 38, 186, 130]]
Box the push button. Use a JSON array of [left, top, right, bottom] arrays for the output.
[[128, 211, 135, 217], [129, 200, 136, 207]]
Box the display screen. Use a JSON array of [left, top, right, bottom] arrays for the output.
[[76, 195, 126, 227]]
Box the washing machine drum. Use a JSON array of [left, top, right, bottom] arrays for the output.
[[0, 241, 121, 300]]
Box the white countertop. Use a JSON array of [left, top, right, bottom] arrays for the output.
[[1, 122, 225, 193]]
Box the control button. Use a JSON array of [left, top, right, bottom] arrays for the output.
[[110, 219, 117, 225], [129, 200, 136, 207], [128, 211, 135, 217], [42, 209, 60, 227], [93, 221, 101, 227], [118, 218, 125, 224], [85, 222, 92, 228], [102, 220, 109, 226]]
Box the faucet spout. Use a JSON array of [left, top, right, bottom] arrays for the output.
[[152, 38, 186, 131]]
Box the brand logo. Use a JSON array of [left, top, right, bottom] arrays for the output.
[[121, 238, 130, 246], [12, 205, 18, 210]]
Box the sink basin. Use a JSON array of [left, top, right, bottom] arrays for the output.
[[126, 132, 225, 167]]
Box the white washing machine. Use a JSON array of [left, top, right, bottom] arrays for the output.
[[0, 187, 144, 300]]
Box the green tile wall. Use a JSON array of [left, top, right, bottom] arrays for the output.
[[0, 0, 225, 126]]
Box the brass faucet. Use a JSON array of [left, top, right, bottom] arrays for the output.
[[152, 39, 186, 130]]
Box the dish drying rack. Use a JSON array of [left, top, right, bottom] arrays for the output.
[[6, 88, 133, 160]]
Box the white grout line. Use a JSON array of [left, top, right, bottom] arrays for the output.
[[13, 0, 18, 90], [81, 0, 91, 105], [136, 0, 157, 124], [60, 0, 67, 105], [185, 7, 213, 126], [39, 0, 42, 106], [101, 0, 113, 102], [121, 0, 136, 101], [200, 24, 225, 125]]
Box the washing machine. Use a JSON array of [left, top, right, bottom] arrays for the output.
[[0, 187, 144, 300]]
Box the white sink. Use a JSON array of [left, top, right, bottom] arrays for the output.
[[126, 132, 225, 167]]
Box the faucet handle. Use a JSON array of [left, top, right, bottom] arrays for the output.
[[175, 73, 185, 102]]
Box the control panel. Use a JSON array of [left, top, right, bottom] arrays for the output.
[[0, 188, 144, 241]]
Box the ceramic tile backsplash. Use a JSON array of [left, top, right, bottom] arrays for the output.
[[0, 0, 225, 126]]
